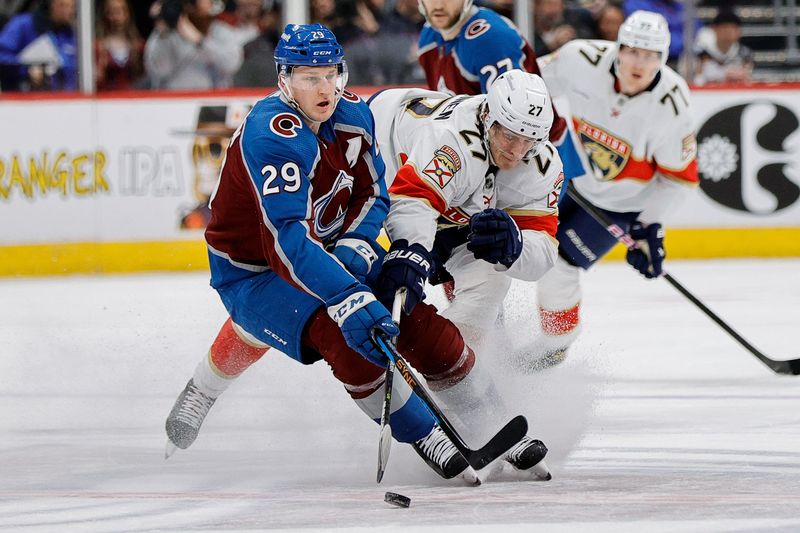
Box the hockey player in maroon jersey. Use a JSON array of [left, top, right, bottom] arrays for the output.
[[164, 23, 549, 483]]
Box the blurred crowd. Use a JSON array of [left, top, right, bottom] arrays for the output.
[[0, 0, 768, 93]]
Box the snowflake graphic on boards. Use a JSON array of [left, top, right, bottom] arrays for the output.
[[698, 134, 739, 182]]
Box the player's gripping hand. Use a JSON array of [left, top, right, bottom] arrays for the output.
[[467, 208, 523, 268], [626, 221, 665, 279], [327, 284, 399, 366], [333, 233, 382, 285], [375, 239, 432, 314]]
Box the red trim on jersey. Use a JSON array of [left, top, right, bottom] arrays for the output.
[[512, 213, 558, 238], [389, 163, 447, 213], [657, 159, 699, 184], [616, 157, 658, 182]]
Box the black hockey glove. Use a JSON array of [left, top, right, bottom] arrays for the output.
[[467, 208, 523, 268], [626, 221, 665, 279], [375, 239, 432, 314]]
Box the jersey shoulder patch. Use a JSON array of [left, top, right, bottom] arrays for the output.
[[242, 96, 318, 173], [421, 144, 463, 190], [458, 9, 524, 71]]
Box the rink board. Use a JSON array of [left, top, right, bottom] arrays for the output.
[[1, 85, 799, 275]]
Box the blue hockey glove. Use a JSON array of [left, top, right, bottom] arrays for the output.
[[375, 239, 432, 314], [467, 208, 523, 268], [626, 221, 665, 279], [333, 233, 381, 284], [327, 284, 399, 367]]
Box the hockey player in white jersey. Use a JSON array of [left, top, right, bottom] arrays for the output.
[[527, 10, 699, 367], [369, 70, 561, 478], [369, 70, 563, 339]]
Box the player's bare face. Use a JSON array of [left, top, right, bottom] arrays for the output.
[[421, 0, 464, 30], [616, 46, 661, 96], [288, 66, 340, 124], [488, 123, 536, 170]]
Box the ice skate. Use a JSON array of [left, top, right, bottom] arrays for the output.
[[504, 436, 551, 480], [507, 340, 569, 373], [164, 379, 216, 458], [413, 425, 480, 485]]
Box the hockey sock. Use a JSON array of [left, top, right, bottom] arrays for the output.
[[193, 318, 269, 397]]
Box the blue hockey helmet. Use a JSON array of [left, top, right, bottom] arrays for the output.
[[273, 24, 348, 123], [274, 23, 345, 70]]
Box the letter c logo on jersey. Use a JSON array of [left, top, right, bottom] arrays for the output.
[[465, 19, 491, 40], [270, 113, 303, 138], [341, 90, 361, 103]]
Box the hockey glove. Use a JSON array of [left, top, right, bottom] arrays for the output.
[[333, 233, 382, 285], [467, 208, 523, 268], [327, 284, 399, 367], [626, 221, 665, 279], [375, 239, 432, 314]]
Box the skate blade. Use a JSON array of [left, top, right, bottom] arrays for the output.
[[530, 459, 552, 481], [165, 440, 178, 459], [461, 466, 481, 486]]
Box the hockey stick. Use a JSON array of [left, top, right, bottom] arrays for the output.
[[373, 333, 529, 470], [566, 182, 800, 375], [376, 289, 405, 483]]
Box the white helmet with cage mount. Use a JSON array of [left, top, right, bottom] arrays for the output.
[[617, 10, 670, 68], [484, 70, 553, 158]]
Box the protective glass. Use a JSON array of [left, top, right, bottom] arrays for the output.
[[489, 122, 538, 156], [285, 63, 348, 94]]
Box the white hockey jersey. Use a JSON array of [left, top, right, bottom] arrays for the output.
[[538, 39, 698, 222], [369, 88, 563, 281]]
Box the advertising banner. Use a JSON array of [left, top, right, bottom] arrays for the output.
[[1, 85, 798, 274]]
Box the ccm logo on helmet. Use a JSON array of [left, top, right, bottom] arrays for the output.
[[270, 113, 303, 138]]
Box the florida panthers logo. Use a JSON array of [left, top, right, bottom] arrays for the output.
[[576, 120, 631, 181], [313, 170, 354, 239], [270, 113, 303, 138]]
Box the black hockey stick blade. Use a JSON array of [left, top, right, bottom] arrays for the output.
[[566, 183, 800, 376], [374, 333, 528, 470], [458, 414, 528, 470]]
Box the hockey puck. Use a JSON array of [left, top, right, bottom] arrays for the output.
[[384, 491, 411, 508]]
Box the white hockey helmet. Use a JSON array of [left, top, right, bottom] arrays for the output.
[[485, 70, 553, 149], [418, 0, 474, 29], [617, 10, 671, 67]]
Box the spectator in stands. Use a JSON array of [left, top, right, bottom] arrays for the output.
[[233, 1, 281, 88], [372, 0, 425, 85], [0, 0, 77, 92], [595, 3, 624, 41], [1, 1, 29, 30], [533, 0, 596, 56], [144, 0, 242, 90], [693, 8, 753, 85], [216, 0, 262, 47], [623, 0, 686, 68], [95, 0, 144, 91]]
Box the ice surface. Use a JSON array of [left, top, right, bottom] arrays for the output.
[[1, 259, 799, 532]]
